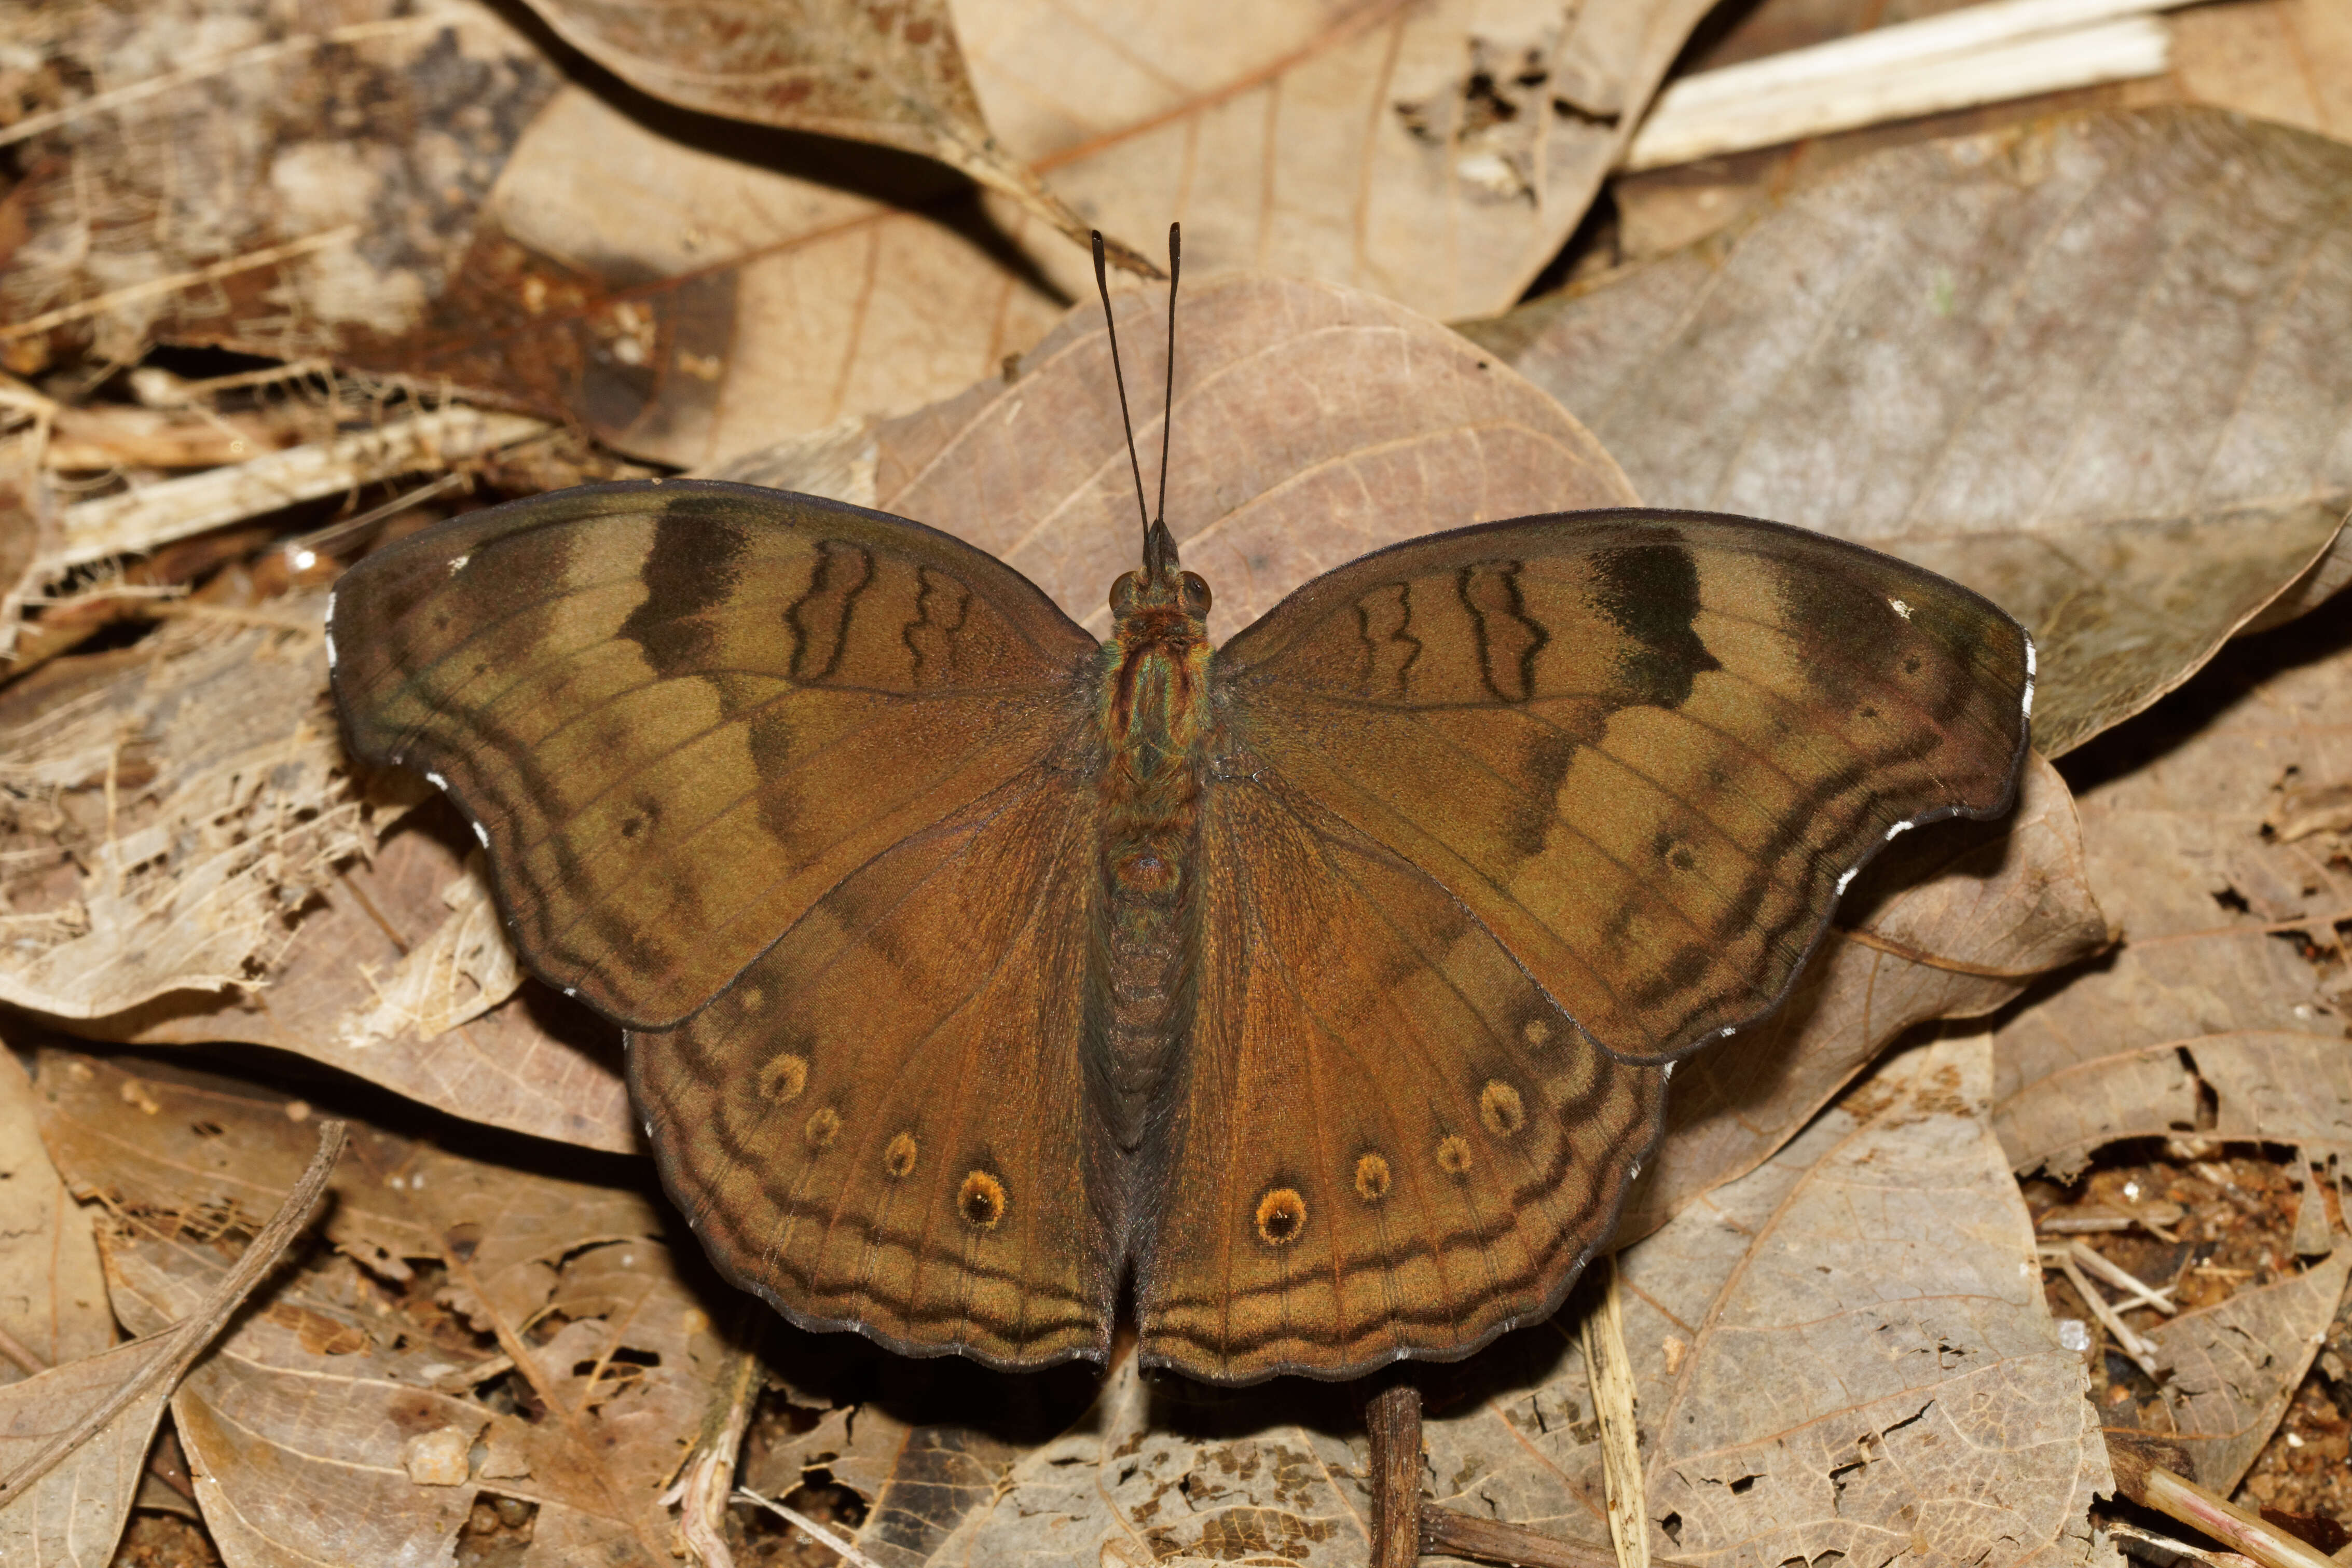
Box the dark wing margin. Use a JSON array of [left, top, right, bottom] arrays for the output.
[[328, 479, 1099, 1028]]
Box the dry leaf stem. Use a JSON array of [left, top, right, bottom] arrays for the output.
[[0, 1117, 347, 1509], [2051, 1249, 2167, 1378], [1579, 1259, 1648, 1568], [1365, 1377, 1693, 1568], [733, 1486, 884, 1568]]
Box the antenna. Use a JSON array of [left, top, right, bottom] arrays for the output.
[[1092, 231, 1152, 547], [1158, 222, 1179, 531]]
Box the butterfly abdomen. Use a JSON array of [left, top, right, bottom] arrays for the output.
[[1089, 595, 1215, 1182]]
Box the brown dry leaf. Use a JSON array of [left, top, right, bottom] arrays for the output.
[[3, 0, 1720, 469], [2128, 1251, 2352, 1495], [962, 0, 1715, 322], [1996, 1032, 2352, 1183], [430, 83, 1072, 469], [0, 1335, 176, 1568], [1627, 1034, 2109, 1565], [0, 0, 560, 368], [1464, 108, 2352, 758], [1608, 0, 2352, 266], [90, 818, 634, 1153], [1621, 750, 2108, 1236], [0, 597, 635, 1147], [34, 1048, 735, 1566], [0, 603, 364, 1017], [900, 1035, 2105, 1566], [1992, 613, 2352, 1166], [513, 0, 1133, 271], [714, 270, 1638, 640], [0, 1050, 111, 1379]]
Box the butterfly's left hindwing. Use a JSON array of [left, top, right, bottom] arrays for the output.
[[1135, 777, 1668, 1383]]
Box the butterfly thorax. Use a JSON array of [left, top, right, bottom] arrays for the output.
[[1091, 527, 1216, 1164]]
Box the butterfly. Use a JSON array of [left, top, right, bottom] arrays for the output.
[[327, 229, 2031, 1384]]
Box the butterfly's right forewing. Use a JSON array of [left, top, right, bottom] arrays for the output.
[[330, 480, 1098, 1028]]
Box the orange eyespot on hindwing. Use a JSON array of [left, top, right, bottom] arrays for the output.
[[1435, 1135, 1473, 1176], [1479, 1079, 1525, 1137], [1353, 1153, 1391, 1203], [804, 1107, 841, 1149], [759, 1053, 808, 1102], [884, 1131, 919, 1178], [958, 1170, 1007, 1230], [1254, 1187, 1306, 1245]]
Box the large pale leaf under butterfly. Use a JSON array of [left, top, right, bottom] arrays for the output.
[[329, 478, 2028, 1383], [328, 245, 2030, 1383]]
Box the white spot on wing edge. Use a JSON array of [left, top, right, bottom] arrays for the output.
[[2021, 632, 2038, 720], [323, 590, 337, 670], [1888, 597, 1912, 620], [1835, 865, 1859, 895], [1662, 1061, 1675, 1081], [448, 553, 471, 575], [472, 819, 489, 848], [425, 771, 448, 791], [1885, 819, 1913, 842]]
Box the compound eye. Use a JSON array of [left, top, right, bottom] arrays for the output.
[[1180, 572, 1213, 617], [1109, 572, 1144, 615]]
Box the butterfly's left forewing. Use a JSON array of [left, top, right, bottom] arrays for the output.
[[1210, 508, 2032, 1065]]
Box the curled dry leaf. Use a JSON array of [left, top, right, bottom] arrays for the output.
[[513, 0, 1141, 272], [2123, 1250, 2352, 1496], [1620, 750, 2108, 1237], [890, 1036, 2105, 1566], [34, 1050, 734, 1567], [713, 271, 1638, 640], [1997, 1032, 2352, 1183], [1464, 108, 2352, 757], [1992, 611, 2352, 1172]]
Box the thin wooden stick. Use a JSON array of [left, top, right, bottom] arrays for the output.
[[733, 1486, 885, 1568], [0, 1119, 347, 1507], [1366, 1381, 1423, 1568]]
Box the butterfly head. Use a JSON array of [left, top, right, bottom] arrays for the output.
[[1110, 519, 1212, 625]]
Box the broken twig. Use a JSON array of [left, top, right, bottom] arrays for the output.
[[0, 1117, 347, 1508]]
